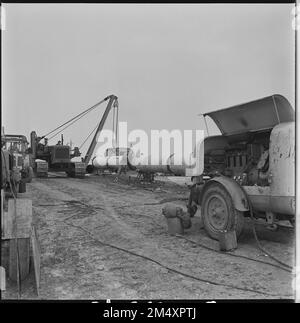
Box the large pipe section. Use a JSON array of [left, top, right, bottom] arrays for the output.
[[132, 153, 186, 176], [86, 149, 136, 173], [92, 154, 128, 172], [87, 151, 187, 176]]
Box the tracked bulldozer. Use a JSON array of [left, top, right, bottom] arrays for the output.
[[30, 95, 119, 178]]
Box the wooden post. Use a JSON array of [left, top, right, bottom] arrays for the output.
[[0, 266, 5, 291], [9, 238, 30, 282], [2, 193, 39, 293], [3, 199, 32, 239], [218, 230, 237, 252], [1, 189, 4, 238], [3, 199, 32, 282], [31, 226, 41, 295]]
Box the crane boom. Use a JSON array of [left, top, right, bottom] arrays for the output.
[[83, 94, 118, 166]]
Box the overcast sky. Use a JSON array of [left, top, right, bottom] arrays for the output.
[[2, 3, 295, 155]]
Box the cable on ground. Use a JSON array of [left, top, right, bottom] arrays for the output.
[[61, 217, 291, 298]]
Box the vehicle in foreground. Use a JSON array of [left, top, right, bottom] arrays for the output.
[[186, 94, 295, 239]]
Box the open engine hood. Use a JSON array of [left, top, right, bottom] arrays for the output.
[[203, 95, 295, 136]]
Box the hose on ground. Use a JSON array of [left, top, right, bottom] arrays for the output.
[[175, 234, 291, 273], [239, 185, 293, 271], [61, 218, 291, 298]]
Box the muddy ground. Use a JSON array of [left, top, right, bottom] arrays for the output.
[[1, 173, 295, 300]]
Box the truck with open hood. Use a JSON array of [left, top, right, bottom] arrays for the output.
[[186, 94, 295, 240]]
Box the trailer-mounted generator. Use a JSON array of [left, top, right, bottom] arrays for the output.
[[186, 94, 295, 240]]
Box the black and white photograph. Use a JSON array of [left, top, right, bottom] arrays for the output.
[[0, 2, 297, 305]]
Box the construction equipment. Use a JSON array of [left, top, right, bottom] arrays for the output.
[[2, 134, 34, 184], [30, 95, 118, 178], [82, 95, 119, 168], [1, 133, 33, 286], [186, 94, 295, 240], [1, 145, 22, 195], [30, 131, 84, 177], [1, 129, 27, 194]]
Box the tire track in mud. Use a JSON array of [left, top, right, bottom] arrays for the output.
[[37, 180, 292, 298], [29, 178, 294, 299], [29, 183, 141, 299], [31, 179, 165, 264], [61, 219, 290, 298]]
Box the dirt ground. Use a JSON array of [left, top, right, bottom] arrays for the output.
[[1, 173, 295, 300]]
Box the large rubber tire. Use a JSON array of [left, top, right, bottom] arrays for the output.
[[201, 183, 244, 240]]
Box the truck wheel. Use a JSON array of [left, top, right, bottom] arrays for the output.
[[201, 183, 244, 240]]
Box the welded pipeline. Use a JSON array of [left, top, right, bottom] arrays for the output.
[[86, 152, 136, 173], [133, 153, 186, 176], [87, 152, 186, 176]]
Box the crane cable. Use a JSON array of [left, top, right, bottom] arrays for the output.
[[114, 99, 119, 146], [78, 97, 119, 150], [47, 107, 94, 141], [112, 105, 115, 144], [110, 101, 119, 148], [78, 122, 100, 150], [42, 97, 108, 140], [44, 105, 97, 140]]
